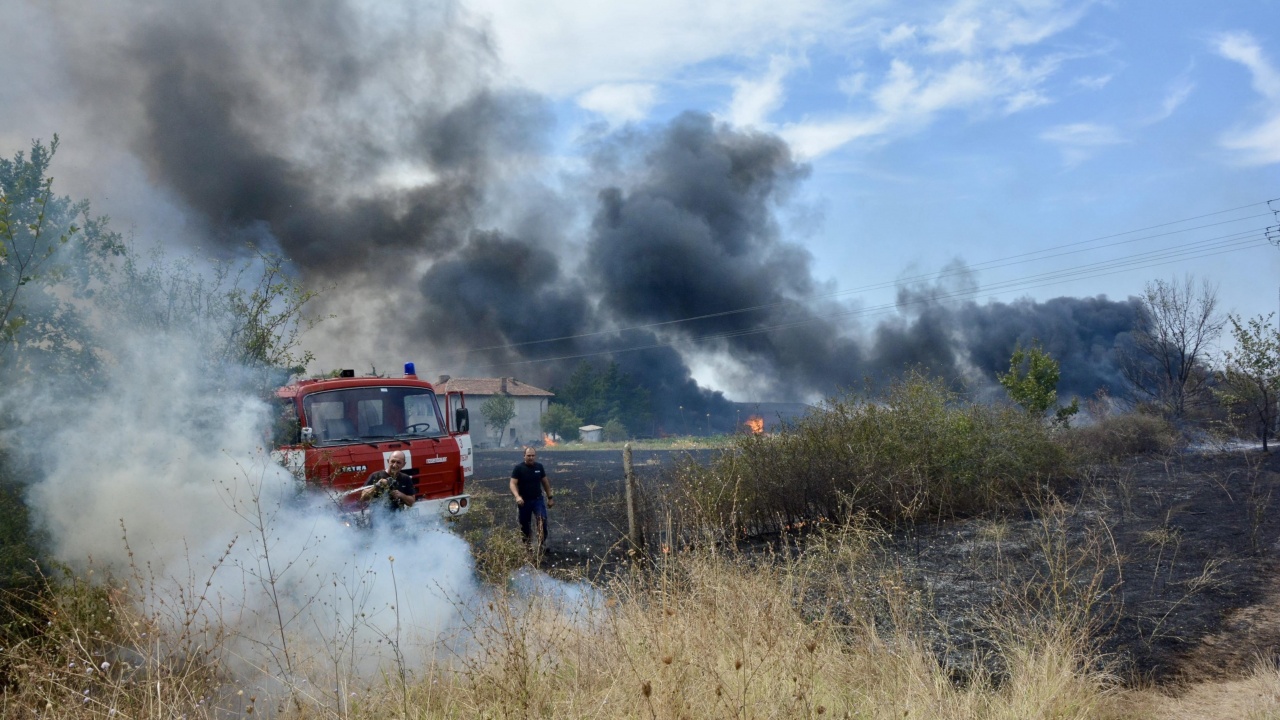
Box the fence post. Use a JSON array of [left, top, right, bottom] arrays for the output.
[[624, 442, 642, 552]]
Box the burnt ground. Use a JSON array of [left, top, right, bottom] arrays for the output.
[[464, 446, 1280, 686], [464, 448, 720, 566]]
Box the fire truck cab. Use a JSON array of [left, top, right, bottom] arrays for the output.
[[272, 362, 473, 519]]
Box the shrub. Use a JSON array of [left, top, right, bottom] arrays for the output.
[[602, 418, 628, 441], [541, 403, 582, 441], [1064, 412, 1182, 464], [664, 370, 1071, 536]]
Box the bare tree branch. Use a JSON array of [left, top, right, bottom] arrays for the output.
[[1118, 275, 1226, 418]]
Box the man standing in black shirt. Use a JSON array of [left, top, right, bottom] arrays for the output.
[[509, 446, 553, 547]]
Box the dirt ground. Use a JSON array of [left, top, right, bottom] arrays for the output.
[[467, 445, 1280, 686]]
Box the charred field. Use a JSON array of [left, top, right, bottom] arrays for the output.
[[467, 445, 1280, 687]]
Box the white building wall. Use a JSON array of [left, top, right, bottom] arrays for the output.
[[474, 395, 548, 448]]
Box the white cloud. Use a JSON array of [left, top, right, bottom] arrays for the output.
[[1040, 121, 1124, 165], [923, 0, 1093, 56], [880, 23, 918, 50], [465, 0, 851, 97], [1220, 115, 1280, 165], [780, 117, 891, 159], [771, 2, 1083, 159], [1040, 122, 1123, 145], [1213, 31, 1280, 164], [1073, 73, 1112, 90], [463, 0, 1090, 160], [788, 52, 1058, 159], [1215, 32, 1280, 100], [1143, 76, 1194, 125], [838, 71, 869, 98], [728, 55, 804, 128], [577, 83, 659, 124]]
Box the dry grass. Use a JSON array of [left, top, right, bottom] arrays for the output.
[[1121, 663, 1280, 720], [3, 400, 1276, 717], [1, 519, 1173, 719]]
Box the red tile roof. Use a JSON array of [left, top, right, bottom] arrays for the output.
[[433, 376, 554, 397]]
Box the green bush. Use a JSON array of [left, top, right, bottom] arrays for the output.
[[667, 370, 1071, 536], [541, 403, 582, 441], [601, 418, 628, 442], [1063, 412, 1182, 464], [0, 457, 41, 591]]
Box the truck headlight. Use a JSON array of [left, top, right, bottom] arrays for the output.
[[448, 499, 461, 515]]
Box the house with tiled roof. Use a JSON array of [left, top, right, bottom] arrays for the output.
[[433, 376, 553, 448]]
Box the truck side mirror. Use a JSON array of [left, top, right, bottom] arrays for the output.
[[301, 426, 314, 444], [455, 407, 469, 434]]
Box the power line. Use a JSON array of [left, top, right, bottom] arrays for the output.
[[468, 230, 1270, 369], [467, 225, 1270, 370], [439, 198, 1276, 361]]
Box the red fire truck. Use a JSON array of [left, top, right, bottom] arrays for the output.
[[271, 362, 473, 518]]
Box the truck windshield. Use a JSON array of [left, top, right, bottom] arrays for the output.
[[302, 387, 447, 444]]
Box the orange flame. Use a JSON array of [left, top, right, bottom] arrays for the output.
[[543, 433, 558, 447], [745, 416, 764, 434]]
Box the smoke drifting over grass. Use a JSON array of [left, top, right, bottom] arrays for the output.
[[2, 0, 1141, 429], [3, 324, 477, 679]]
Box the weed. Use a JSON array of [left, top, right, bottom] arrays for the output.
[[658, 370, 1071, 541]]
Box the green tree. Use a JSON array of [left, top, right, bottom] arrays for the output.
[[553, 360, 652, 434], [602, 418, 628, 441], [1217, 314, 1280, 451], [0, 136, 123, 377], [541, 403, 582, 441], [480, 394, 516, 447], [998, 341, 1078, 427], [556, 361, 606, 422]]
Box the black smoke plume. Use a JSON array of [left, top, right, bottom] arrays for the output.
[[7, 0, 1142, 433]]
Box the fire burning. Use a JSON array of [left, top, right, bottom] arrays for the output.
[[543, 433, 558, 447], [745, 416, 764, 435]]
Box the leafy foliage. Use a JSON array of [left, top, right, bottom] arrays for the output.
[[667, 370, 1070, 536], [552, 361, 651, 434], [1064, 410, 1181, 463], [998, 341, 1079, 427], [480, 394, 516, 446], [0, 138, 325, 596], [99, 245, 321, 377], [601, 418, 628, 441], [540, 403, 581, 441], [0, 137, 124, 379], [1216, 313, 1280, 450]]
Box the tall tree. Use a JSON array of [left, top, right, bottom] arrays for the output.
[[552, 360, 652, 433], [1118, 276, 1225, 418], [0, 137, 123, 380], [1217, 314, 1280, 451]]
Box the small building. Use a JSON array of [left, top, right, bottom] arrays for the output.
[[579, 424, 603, 443], [434, 376, 554, 448]]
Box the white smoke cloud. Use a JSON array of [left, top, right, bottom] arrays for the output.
[[5, 321, 478, 683]]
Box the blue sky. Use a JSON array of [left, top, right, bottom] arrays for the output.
[[471, 0, 1280, 325]]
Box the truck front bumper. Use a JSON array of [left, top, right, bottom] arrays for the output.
[[418, 493, 471, 518]]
